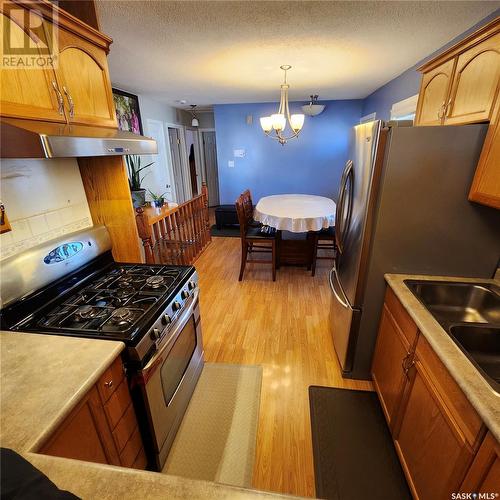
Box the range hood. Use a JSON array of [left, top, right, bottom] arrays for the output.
[[1, 118, 157, 158]]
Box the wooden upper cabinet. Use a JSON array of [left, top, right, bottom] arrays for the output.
[[445, 33, 500, 125], [0, 0, 116, 127], [469, 96, 500, 209], [0, 10, 66, 122], [414, 59, 455, 126], [415, 18, 500, 127], [55, 27, 116, 127], [415, 17, 500, 209]]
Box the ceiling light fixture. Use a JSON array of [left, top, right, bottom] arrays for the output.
[[190, 105, 199, 127], [302, 95, 325, 116], [260, 65, 305, 145]]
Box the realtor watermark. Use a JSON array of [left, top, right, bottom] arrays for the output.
[[451, 493, 499, 499], [1, 2, 58, 69]]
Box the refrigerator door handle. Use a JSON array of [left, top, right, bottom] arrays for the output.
[[335, 161, 350, 250], [336, 160, 354, 254], [329, 260, 350, 309]]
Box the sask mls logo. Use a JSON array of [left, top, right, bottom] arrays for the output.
[[1, 2, 58, 69], [451, 493, 499, 500]]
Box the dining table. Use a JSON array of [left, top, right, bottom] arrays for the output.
[[254, 194, 336, 267]]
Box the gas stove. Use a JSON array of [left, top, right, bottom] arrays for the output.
[[1, 225, 205, 471], [0, 226, 198, 364]]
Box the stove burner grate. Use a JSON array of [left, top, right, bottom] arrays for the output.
[[25, 264, 190, 339]]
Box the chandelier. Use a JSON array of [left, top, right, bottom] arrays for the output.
[[260, 65, 305, 145]]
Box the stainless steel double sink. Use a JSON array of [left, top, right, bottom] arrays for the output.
[[404, 280, 500, 393]]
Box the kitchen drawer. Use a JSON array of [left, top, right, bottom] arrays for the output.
[[104, 379, 131, 430], [120, 426, 143, 468], [385, 287, 418, 346], [112, 402, 137, 453], [415, 335, 484, 449], [98, 356, 125, 403]]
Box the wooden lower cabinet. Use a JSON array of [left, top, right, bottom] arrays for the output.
[[371, 288, 417, 429], [394, 354, 475, 499], [40, 355, 146, 469], [461, 432, 500, 494], [372, 286, 493, 500], [40, 385, 117, 465]]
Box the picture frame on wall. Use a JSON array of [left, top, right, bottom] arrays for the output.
[[112, 88, 144, 135]]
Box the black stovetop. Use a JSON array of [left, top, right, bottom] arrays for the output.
[[0, 253, 193, 345]]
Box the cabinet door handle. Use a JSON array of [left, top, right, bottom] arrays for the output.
[[402, 352, 414, 375], [104, 380, 113, 388], [62, 86, 74, 118], [444, 98, 452, 118], [52, 81, 64, 115], [402, 353, 409, 373], [437, 101, 445, 120]]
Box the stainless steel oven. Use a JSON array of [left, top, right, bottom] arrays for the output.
[[135, 289, 204, 470], [0, 225, 205, 472]]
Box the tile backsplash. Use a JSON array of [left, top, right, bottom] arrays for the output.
[[0, 158, 92, 260]]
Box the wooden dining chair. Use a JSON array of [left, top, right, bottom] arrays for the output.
[[311, 227, 337, 276], [236, 193, 277, 281], [241, 189, 261, 227]]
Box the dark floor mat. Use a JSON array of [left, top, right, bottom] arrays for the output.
[[309, 386, 411, 500], [210, 224, 240, 237]]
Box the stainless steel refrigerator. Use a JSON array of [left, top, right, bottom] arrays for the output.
[[330, 120, 500, 380]]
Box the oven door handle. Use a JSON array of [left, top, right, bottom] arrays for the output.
[[140, 290, 199, 376]]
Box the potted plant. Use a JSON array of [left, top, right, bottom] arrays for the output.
[[148, 190, 167, 208], [126, 155, 154, 208]]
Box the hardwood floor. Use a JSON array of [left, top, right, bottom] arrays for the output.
[[195, 236, 373, 498]]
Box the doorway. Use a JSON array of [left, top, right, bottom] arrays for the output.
[[201, 131, 220, 207], [185, 128, 202, 197], [168, 127, 190, 203], [146, 119, 174, 202]]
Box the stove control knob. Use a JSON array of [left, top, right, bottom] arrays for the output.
[[188, 281, 196, 290], [181, 290, 190, 300], [161, 314, 171, 326], [150, 328, 161, 340], [173, 301, 182, 312]]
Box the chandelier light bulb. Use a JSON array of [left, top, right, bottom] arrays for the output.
[[260, 116, 273, 132], [290, 113, 305, 132], [271, 113, 286, 131]]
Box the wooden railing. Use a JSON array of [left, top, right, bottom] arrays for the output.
[[135, 183, 211, 265]]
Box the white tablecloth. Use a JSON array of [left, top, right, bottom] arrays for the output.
[[254, 194, 336, 233]]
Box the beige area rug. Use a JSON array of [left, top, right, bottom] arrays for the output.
[[162, 363, 262, 488]]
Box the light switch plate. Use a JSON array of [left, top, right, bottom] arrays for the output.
[[233, 149, 245, 158], [228, 160, 235, 168]]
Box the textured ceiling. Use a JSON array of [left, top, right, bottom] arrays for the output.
[[97, 1, 499, 107]]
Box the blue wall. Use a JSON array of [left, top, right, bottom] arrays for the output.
[[214, 100, 363, 204], [362, 9, 500, 121]]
